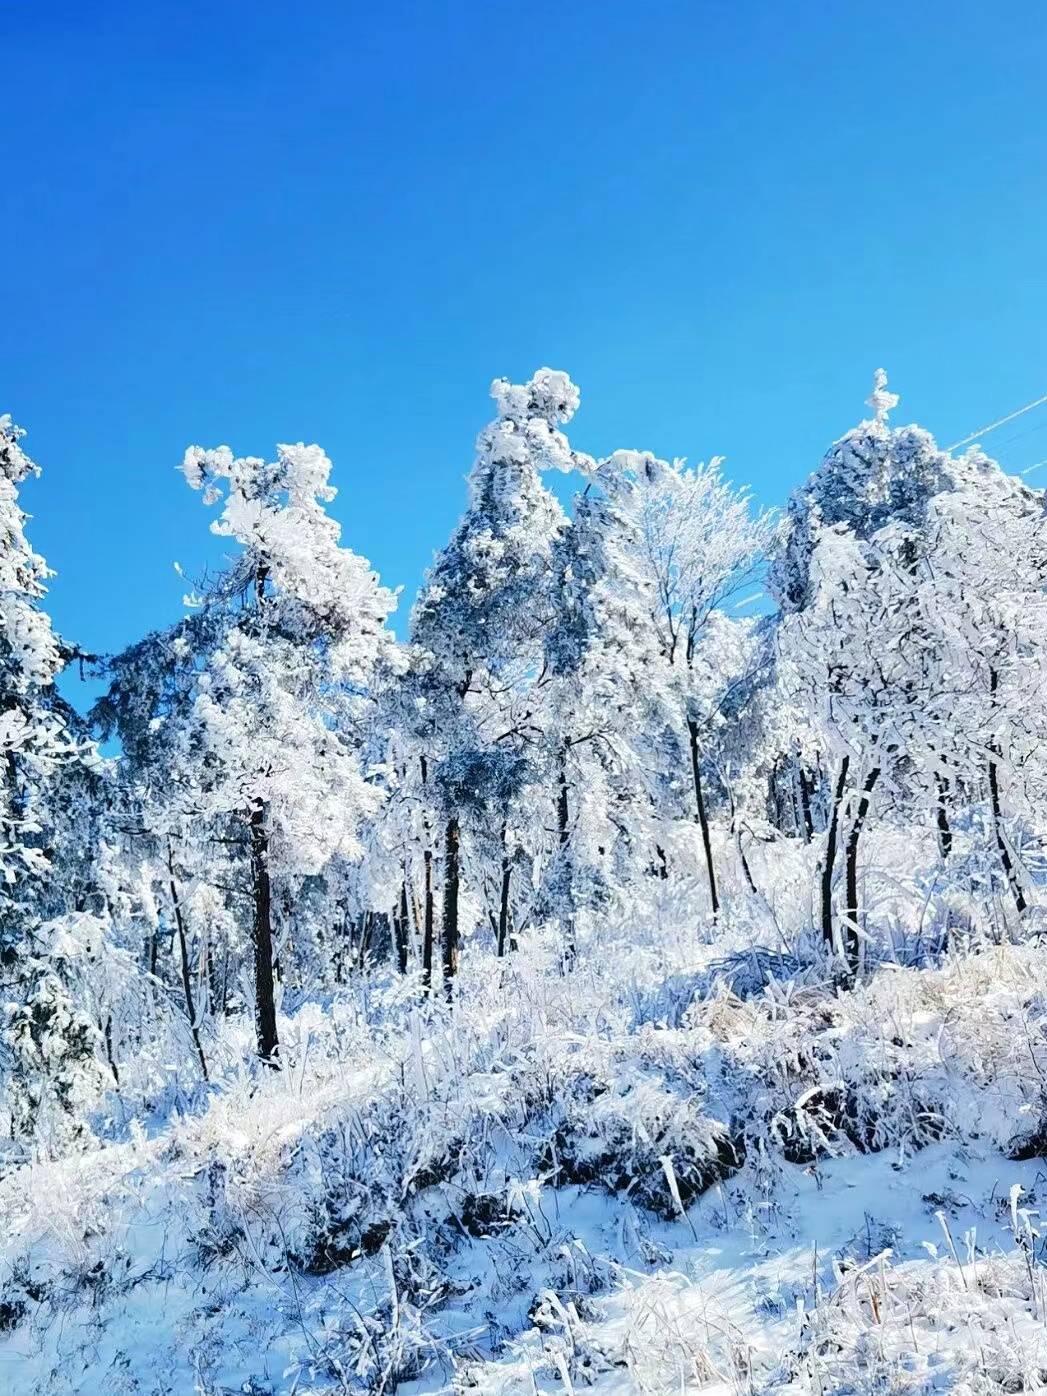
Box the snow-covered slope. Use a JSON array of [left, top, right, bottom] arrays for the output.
[[4, 893, 1047, 1395]]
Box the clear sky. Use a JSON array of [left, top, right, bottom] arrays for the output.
[[5, 1, 1047, 682]]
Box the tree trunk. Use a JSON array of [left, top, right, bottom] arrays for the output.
[[558, 750, 575, 963], [988, 668, 1027, 915], [496, 822, 512, 957], [221, 946, 230, 1016], [422, 848, 435, 988], [843, 768, 880, 972], [166, 838, 209, 1081], [686, 717, 719, 918], [989, 755, 1027, 915], [420, 755, 435, 991], [249, 802, 279, 1064], [204, 940, 218, 1017], [103, 1014, 120, 1086], [735, 825, 758, 895], [442, 815, 460, 1000], [797, 765, 814, 843], [394, 879, 410, 974], [821, 756, 850, 950], [935, 772, 953, 861], [356, 910, 373, 971]]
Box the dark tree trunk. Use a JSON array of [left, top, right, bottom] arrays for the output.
[[558, 751, 575, 962], [420, 755, 435, 991], [988, 669, 1027, 915], [496, 822, 512, 957], [767, 758, 780, 828], [249, 803, 279, 1064], [989, 756, 1027, 914], [735, 826, 758, 895], [821, 756, 850, 950], [442, 815, 460, 1000], [145, 863, 159, 976], [797, 765, 814, 844], [843, 768, 880, 972], [935, 772, 953, 861], [334, 910, 346, 985], [687, 717, 719, 918], [103, 1015, 119, 1086], [166, 838, 209, 1081], [204, 941, 219, 1017], [422, 848, 435, 987], [356, 910, 373, 971], [989, 757, 1026, 913], [394, 879, 410, 974]]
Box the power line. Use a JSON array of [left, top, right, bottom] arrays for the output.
[[994, 416, 1047, 450], [946, 389, 1047, 452]]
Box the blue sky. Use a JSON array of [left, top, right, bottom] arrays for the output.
[[5, 1, 1047, 682]]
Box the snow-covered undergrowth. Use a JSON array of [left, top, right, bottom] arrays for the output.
[[5, 875, 1047, 1395]]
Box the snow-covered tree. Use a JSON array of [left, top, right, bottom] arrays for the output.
[[93, 613, 244, 1082], [0, 415, 74, 899], [772, 371, 1047, 966], [771, 374, 956, 963], [410, 369, 589, 988], [588, 449, 770, 916], [539, 476, 677, 958], [0, 415, 104, 1151], [10, 365, 1047, 1393], [182, 440, 397, 1059], [100, 440, 398, 1064], [920, 444, 1047, 915]]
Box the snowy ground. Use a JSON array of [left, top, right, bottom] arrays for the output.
[[5, 1129, 1046, 1393], [456, 1146, 1047, 1395], [4, 854, 1047, 1394]]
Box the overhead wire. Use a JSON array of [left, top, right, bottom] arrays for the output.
[[946, 389, 1047, 452]]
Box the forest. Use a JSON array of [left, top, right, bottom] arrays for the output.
[[2, 367, 1047, 1393]]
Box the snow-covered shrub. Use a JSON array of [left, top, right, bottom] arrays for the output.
[[779, 1247, 1047, 1395], [682, 942, 1047, 1166], [539, 1024, 741, 1214]]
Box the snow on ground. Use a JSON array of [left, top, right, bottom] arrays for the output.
[[4, 879, 1047, 1395], [450, 1147, 1047, 1395], [5, 1124, 1046, 1393]]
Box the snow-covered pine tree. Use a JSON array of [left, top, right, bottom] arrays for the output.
[[168, 439, 397, 1061], [539, 473, 676, 958], [770, 371, 1045, 964], [0, 415, 104, 1152], [410, 370, 589, 988], [92, 612, 237, 1082], [771, 374, 953, 964]]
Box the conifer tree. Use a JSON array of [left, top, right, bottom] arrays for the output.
[[0, 416, 102, 1150], [411, 370, 589, 987]]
